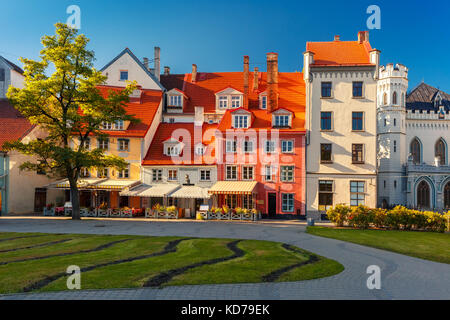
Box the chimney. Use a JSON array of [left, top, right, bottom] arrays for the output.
[[266, 52, 279, 112], [303, 51, 314, 82], [192, 64, 197, 82], [164, 66, 170, 76], [243, 55, 249, 109], [358, 31, 369, 43], [370, 49, 381, 80], [154, 47, 161, 81], [194, 106, 204, 127], [253, 67, 259, 91], [143, 57, 149, 70], [334, 35, 340, 41]]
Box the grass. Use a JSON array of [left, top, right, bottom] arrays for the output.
[[307, 226, 450, 264], [0, 232, 343, 294]]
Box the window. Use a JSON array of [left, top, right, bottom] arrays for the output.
[[242, 166, 254, 180], [242, 194, 252, 209], [225, 194, 238, 208], [79, 137, 90, 150], [102, 122, 113, 130], [321, 82, 332, 98], [260, 96, 267, 109], [265, 140, 276, 153], [394, 180, 397, 189], [97, 168, 108, 178], [226, 165, 237, 180], [352, 112, 364, 131], [118, 139, 129, 151], [264, 165, 273, 181], [393, 118, 396, 127], [118, 167, 129, 179], [0, 68, 5, 81], [169, 95, 182, 106], [231, 96, 241, 108], [318, 180, 333, 211], [321, 112, 332, 130], [281, 140, 293, 153], [274, 115, 290, 127], [200, 169, 211, 181], [384, 119, 387, 127], [320, 144, 332, 163], [226, 139, 237, 153], [233, 115, 249, 128], [350, 181, 365, 206], [352, 144, 364, 164], [120, 71, 128, 81], [280, 166, 294, 182], [168, 169, 178, 181], [166, 145, 180, 156], [152, 169, 162, 182], [353, 82, 363, 97], [243, 139, 254, 153], [410, 138, 421, 164], [392, 92, 398, 105], [219, 96, 228, 108], [195, 145, 205, 155], [435, 139, 446, 165], [383, 93, 388, 105], [393, 140, 397, 153], [417, 180, 430, 208], [282, 194, 294, 212], [80, 167, 90, 178], [115, 120, 124, 130], [98, 138, 109, 150]]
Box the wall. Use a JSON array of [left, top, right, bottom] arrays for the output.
[[142, 165, 217, 187]]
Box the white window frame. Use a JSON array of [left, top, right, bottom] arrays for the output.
[[102, 122, 113, 130], [200, 169, 211, 181], [243, 139, 254, 153], [97, 167, 109, 178], [260, 95, 267, 109], [226, 165, 237, 180], [264, 165, 274, 182], [280, 165, 294, 182], [118, 166, 130, 179], [233, 115, 249, 129], [98, 138, 109, 150], [242, 166, 254, 180], [152, 169, 162, 182], [118, 138, 129, 152], [115, 120, 124, 130], [282, 193, 294, 212], [165, 145, 180, 156], [264, 140, 276, 153], [226, 139, 237, 153], [274, 115, 290, 127], [219, 96, 228, 108], [231, 95, 241, 108], [281, 140, 294, 153], [167, 169, 178, 181]]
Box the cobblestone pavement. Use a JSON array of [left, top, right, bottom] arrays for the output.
[[0, 217, 449, 300]]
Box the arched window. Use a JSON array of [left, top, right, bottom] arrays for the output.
[[410, 138, 421, 164], [417, 180, 430, 208], [445, 182, 450, 209], [401, 93, 405, 107], [392, 92, 398, 105], [435, 139, 446, 165], [383, 93, 388, 105]]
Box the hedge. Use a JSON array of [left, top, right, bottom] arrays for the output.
[[326, 205, 450, 233]]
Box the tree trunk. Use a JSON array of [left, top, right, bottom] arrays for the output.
[[69, 179, 81, 220]]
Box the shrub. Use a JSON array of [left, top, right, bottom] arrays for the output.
[[385, 206, 405, 230], [372, 208, 387, 228], [348, 205, 374, 229], [326, 204, 351, 227], [423, 211, 446, 233]]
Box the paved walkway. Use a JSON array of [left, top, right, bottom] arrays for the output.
[[0, 217, 449, 300]]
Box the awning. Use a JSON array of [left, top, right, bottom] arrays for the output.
[[49, 178, 139, 191], [208, 181, 258, 195], [168, 186, 210, 199], [50, 178, 103, 189], [120, 183, 179, 197]]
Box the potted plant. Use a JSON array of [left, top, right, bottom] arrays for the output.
[[121, 206, 133, 218], [87, 206, 97, 217], [80, 207, 89, 217], [44, 203, 55, 216], [166, 206, 178, 219], [97, 202, 109, 217]]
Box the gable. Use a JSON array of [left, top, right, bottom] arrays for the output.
[[215, 87, 243, 95], [100, 48, 164, 91]]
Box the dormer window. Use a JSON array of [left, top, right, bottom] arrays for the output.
[[260, 96, 267, 109], [102, 121, 124, 130], [102, 122, 113, 130], [166, 145, 180, 156], [195, 144, 206, 155], [115, 120, 124, 130], [274, 115, 290, 127], [164, 138, 184, 156], [233, 115, 249, 128], [169, 95, 182, 107], [219, 96, 228, 108], [120, 70, 128, 81], [231, 96, 241, 108]]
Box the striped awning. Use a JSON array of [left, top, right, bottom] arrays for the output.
[[52, 178, 103, 189], [51, 178, 139, 191], [120, 184, 179, 197], [168, 186, 210, 199], [208, 181, 258, 195]]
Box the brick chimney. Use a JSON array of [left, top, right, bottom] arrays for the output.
[[192, 64, 197, 82], [143, 57, 149, 70], [164, 66, 170, 75], [266, 52, 279, 112], [243, 55, 249, 109], [358, 31, 369, 43], [253, 67, 259, 91], [154, 47, 161, 81]]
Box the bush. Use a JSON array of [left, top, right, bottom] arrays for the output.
[[348, 205, 374, 229], [372, 208, 387, 228], [326, 204, 351, 227]]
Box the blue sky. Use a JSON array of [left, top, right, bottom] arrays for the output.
[[1, 0, 449, 92]]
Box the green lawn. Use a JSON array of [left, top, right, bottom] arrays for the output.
[[307, 226, 450, 264], [0, 232, 343, 294]]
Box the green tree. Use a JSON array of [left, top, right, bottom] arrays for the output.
[[3, 23, 137, 220]]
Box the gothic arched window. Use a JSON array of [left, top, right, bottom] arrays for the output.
[[435, 139, 446, 165], [445, 182, 450, 209], [383, 93, 388, 105], [417, 180, 430, 208], [392, 92, 398, 105], [410, 138, 421, 164]]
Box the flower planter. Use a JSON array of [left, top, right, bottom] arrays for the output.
[[43, 207, 55, 216], [242, 212, 252, 221], [208, 211, 218, 220], [231, 212, 241, 220], [166, 210, 178, 219], [219, 211, 230, 220], [145, 208, 156, 218], [109, 208, 121, 218], [80, 208, 89, 217], [64, 208, 72, 217], [97, 209, 109, 217], [157, 210, 167, 219], [87, 209, 97, 217], [121, 209, 133, 218]]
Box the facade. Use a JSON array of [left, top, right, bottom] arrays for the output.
[[377, 71, 450, 211], [304, 32, 379, 219]]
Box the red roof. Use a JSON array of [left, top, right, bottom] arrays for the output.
[[142, 123, 217, 165], [0, 100, 33, 151], [306, 40, 373, 67], [96, 86, 163, 137]]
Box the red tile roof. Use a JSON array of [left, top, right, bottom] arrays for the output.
[[142, 122, 218, 165], [0, 100, 33, 151], [96, 86, 163, 137], [306, 40, 373, 67]]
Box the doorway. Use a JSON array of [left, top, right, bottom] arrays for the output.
[[34, 188, 47, 213], [268, 193, 277, 217]]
